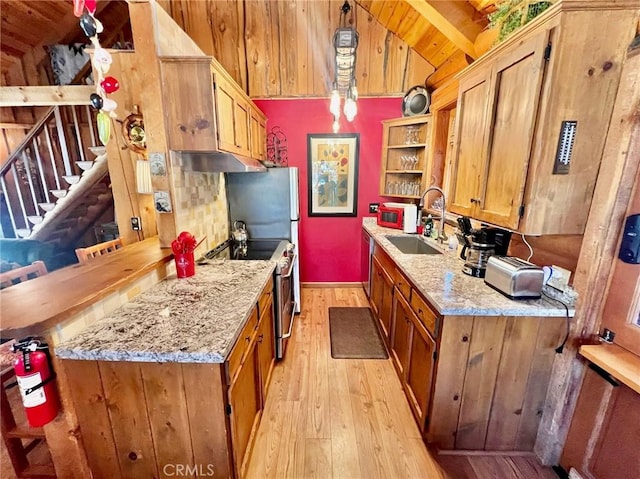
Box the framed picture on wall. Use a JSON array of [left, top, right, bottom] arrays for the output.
[[307, 133, 360, 217]]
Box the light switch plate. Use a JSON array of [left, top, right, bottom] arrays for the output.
[[547, 265, 571, 292]]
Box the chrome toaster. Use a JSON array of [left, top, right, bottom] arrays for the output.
[[484, 256, 544, 299]]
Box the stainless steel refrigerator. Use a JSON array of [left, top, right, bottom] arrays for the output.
[[226, 167, 301, 313]]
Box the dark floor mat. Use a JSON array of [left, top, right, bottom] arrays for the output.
[[328, 307, 388, 359]]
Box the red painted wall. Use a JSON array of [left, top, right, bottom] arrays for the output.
[[254, 97, 402, 283]]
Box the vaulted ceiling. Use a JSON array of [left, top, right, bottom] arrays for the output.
[[1, 0, 496, 94]]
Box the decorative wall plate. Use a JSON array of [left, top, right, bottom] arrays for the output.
[[121, 106, 146, 155], [402, 85, 431, 116]]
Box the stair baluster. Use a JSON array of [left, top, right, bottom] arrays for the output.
[[43, 124, 62, 190], [52, 107, 72, 176], [1, 105, 101, 238], [31, 137, 52, 204]]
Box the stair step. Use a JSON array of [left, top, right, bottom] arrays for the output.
[[89, 146, 106, 157], [50, 189, 67, 199], [27, 215, 43, 225], [76, 161, 94, 171], [38, 202, 56, 212], [6, 426, 45, 439], [15, 228, 31, 238], [63, 175, 81, 185]]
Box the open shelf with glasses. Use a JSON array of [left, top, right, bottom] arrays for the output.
[[380, 115, 431, 199]]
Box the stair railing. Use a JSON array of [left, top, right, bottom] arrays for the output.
[[0, 105, 100, 238]]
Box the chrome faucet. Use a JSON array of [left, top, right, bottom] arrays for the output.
[[419, 186, 448, 244]]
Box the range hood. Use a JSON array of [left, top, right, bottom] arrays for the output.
[[173, 151, 266, 173]]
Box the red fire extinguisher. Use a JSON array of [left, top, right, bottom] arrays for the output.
[[11, 337, 60, 427]]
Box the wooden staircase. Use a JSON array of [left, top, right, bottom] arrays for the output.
[[0, 105, 115, 267]]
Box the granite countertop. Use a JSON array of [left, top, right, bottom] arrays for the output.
[[55, 259, 276, 363], [363, 217, 574, 317]]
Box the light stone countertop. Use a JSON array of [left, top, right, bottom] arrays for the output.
[[55, 259, 276, 363], [363, 217, 574, 317]]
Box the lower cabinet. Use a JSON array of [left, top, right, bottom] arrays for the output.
[[392, 289, 436, 430], [390, 291, 412, 378], [257, 295, 275, 398], [228, 342, 260, 475], [368, 238, 565, 452], [371, 245, 438, 431], [403, 295, 436, 428], [227, 279, 275, 477], [64, 279, 276, 479], [371, 255, 394, 343]]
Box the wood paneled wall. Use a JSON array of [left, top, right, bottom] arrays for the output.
[[157, 0, 434, 97]]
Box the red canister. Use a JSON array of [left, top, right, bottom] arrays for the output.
[[175, 251, 195, 278]]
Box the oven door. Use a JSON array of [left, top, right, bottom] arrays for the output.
[[276, 253, 297, 359]]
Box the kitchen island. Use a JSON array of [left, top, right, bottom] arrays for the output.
[[0, 237, 174, 479], [362, 217, 572, 452], [55, 259, 277, 479]]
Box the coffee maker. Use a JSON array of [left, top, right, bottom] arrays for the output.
[[457, 217, 511, 278]]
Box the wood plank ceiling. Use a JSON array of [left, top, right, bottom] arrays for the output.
[[1, 0, 494, 96]]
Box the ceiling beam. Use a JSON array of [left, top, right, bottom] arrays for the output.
[[404, 0, 482, 59], [0, 86, 94, 106]]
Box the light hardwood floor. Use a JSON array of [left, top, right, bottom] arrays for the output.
[[245, 287, 444, 479], [245, 287, 559, 479]]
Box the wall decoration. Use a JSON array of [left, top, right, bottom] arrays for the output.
[[307, 133, 359, 217], [266, 126, 288, 167], [149, 152, 167, 176], [153, 191, 172, 213]]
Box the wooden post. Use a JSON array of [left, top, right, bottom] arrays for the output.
[[534, 34, 640, 465], [127, 0, 198, 247], [103, 51, 157, 245], [41, 333, 92, 479]]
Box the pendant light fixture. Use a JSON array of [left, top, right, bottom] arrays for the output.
[[331, 1, 359, 132]]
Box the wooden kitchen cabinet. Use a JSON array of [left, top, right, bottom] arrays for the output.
[[228, 339, 260, 476], [390, 277, 437, 431], [391, 291, 413, 378], [371, 255, 394, 344], [379, 116, 431, 199], [212, 70, 251, 157], [159, 56, 267, 162], [227, 278, 275, 477], [250, 108, 267, 162], [402, 294, 437, 428], [159, 57, 217, 151], [367, 236, 566, 451], [257, 289, 275, 398], [371, 245, 397, 345], [449, 2, 640, 234]]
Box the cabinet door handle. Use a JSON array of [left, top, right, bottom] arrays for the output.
[[418, 308, 423, 316], [245, 335, 251, 343], [257, 334, 264, 343]]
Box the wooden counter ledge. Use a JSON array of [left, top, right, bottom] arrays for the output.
[[580, 344, 640, 394], [0, 237, 173, 338]]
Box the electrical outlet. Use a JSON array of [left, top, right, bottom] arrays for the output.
[[547, 265, 571, 292], [131, 217, 141, 231], [369, 203, 380, 214]]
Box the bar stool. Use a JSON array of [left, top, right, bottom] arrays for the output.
[[75, 238, 123, 264], [0, 263, 56, 477], [0, 261, 48, 289]]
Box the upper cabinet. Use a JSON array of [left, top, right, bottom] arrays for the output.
[[449, 2, 640, 235], [159, 56, 267, 161], [380, 115, 431, 199]]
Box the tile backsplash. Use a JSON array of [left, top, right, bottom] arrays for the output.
[[170, 153, 229, 254]]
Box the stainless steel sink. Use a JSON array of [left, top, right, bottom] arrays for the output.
[[384, 235, 442, 255]]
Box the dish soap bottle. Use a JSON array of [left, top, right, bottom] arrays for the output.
[[424, 214, 433, 237]]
